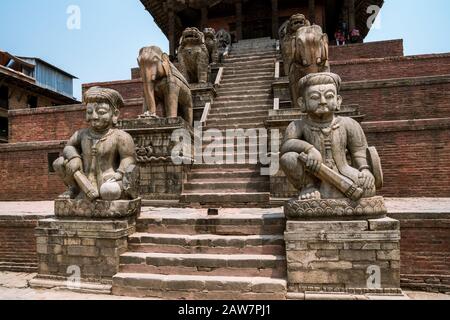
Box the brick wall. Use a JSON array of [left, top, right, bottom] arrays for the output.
[[329, 39, 404, 61], [83, 79, 143, 101], [341, 75, 450, 122], [0, 216, 51, 272], [333, 54, 450, 82], [364, 119, 450, 198], [9, 101, 142, 143], [0, 142, 66, 201], [389, 211, 450, 293]]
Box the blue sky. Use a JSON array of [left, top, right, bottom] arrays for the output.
[[1, 0, 450, 100]]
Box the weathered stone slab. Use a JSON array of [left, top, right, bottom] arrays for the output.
[[286, 220, 368, 232], [369, 217, 400, 231], [285, 218, 401, 295], [55, 198, 141, 219], [32, 218, 135, 287]]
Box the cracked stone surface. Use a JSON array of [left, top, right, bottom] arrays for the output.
[[0, 272, 448, 300]]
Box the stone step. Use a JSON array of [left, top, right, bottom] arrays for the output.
[[230, 50, 277, 57], [216, 87, 272, 96], [224, 70, 274, 78], [179, 192, 272, 208], [212, 99, 272, 108], [219, 81, 273, 90], [136, 208, 284, 235], [209, 109, 268, 118], [119, 252, 286, 278], [112, 273, 287, 300], [215, 93, 271, 103], [128, 233, 285, 255], [184, 179, 269, 192], [192, 152, 261, 164], [191, 163, 262, 170], [221, 74, 274, 84], [224, 58, 275, 70], [226, 52, 278, 61], [225, 61, 275, 69], [188, 169, 263, 180], [195, 136, 269, 147], [203, 123, 267, 130]]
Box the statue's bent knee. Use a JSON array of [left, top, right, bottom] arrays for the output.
[[53, 157, 66, 176]]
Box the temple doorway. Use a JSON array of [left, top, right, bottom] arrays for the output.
[[242, 0, 272, 39]]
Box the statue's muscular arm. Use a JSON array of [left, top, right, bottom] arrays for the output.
[[63, 130, 82, 160], [345, 118, 370, 170], [281, 121, 314, 156], [116, 132, 136, 179], [62, 130, 83, 175], [345, 118, 375, 189]]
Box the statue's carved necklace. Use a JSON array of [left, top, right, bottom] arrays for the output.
[[305, 117, 340, 168], [305, 116, 340, 134], [87, 129, 114, 189]]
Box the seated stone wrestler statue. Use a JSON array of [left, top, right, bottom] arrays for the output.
[[280, 73, 377, 201], [53, 87, 137, 201]]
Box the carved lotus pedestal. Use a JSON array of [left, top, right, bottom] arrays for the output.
[[284, 197, 403, 299], [29, 199, 140, 293]]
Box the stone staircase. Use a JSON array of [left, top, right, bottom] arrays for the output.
[[181, 38, 278, 207], [112, 208, 287, 299]]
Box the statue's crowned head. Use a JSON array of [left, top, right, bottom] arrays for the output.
[[298, 72, 342, 117], [83, 87, 124, 131]]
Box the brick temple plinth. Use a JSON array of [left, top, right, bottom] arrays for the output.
[[284, 217, 402, 298]]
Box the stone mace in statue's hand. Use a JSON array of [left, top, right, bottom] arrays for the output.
[[298, 152, 364, 201]]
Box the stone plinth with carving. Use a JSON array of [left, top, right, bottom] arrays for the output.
[[191, 83, 216, 121], [119, 117, 193, 202]]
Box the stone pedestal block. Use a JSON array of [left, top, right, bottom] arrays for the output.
[[119, 117, 193, 201], [191, 83, 216, 121], [285, 217, 402, 295], [32, 218, 135, 288]]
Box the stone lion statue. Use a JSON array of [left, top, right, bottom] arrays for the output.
[[216, 29, 232, 50], [203, 28, 219, 64], [289, 24, 330, 106], [177, 27, 209, 84], [138, 45, 194, 125], [280, 14, 330, 108], [279, 14, 311, 75]]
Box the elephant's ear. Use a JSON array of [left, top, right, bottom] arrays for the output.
[[162, 53, 172, 77]]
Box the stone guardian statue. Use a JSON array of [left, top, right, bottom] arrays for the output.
[[53, 87, 140, 218], [280, 73, 385, 219]]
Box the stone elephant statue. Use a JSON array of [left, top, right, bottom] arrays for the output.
[[177, 27, 210, 84], [288, 24, 330, 108], [137, 45, 193, 125], [203, 28, 219, 64]]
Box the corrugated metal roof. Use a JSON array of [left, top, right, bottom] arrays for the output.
[[17, 57, 78, 79]]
